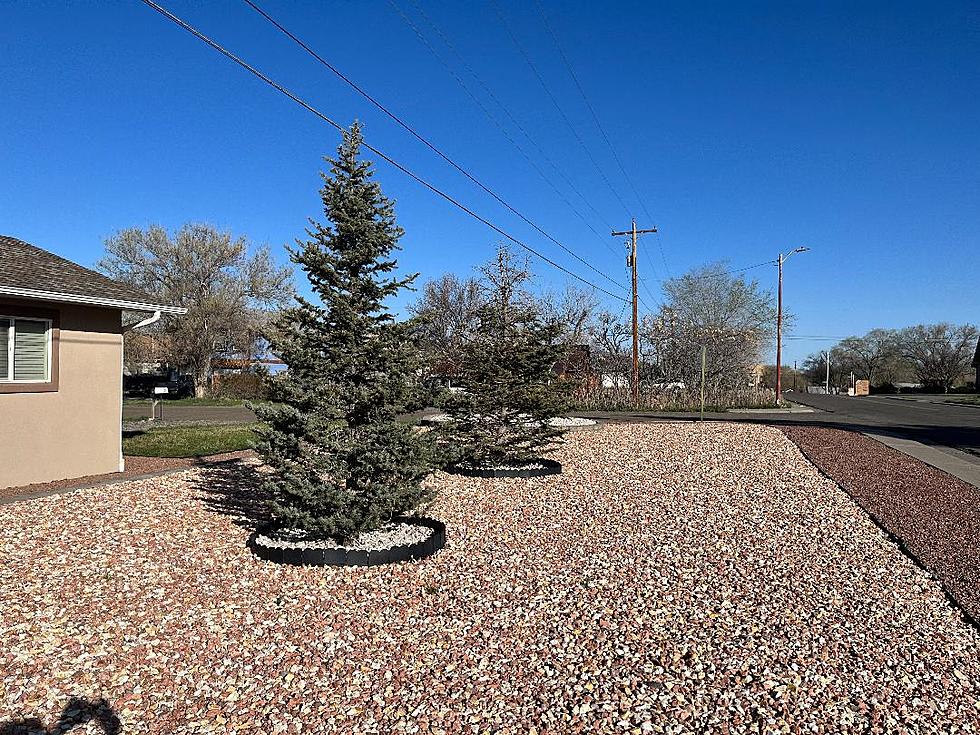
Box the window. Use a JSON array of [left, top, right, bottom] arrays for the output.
[[1, 317, 51, 383]]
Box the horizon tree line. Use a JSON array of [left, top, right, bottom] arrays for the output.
[[798, 323, 979, 393]]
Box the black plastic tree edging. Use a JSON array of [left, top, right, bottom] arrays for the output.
[[448, 458, 562, 478], [249, 516, 446, 567]]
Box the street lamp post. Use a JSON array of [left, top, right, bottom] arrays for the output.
[[776, 246, 809, 405]]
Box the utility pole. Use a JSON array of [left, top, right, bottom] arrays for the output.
[[612, 219, 657, 403], [775, 246, 809, 406], [824, 350, 830, 394]]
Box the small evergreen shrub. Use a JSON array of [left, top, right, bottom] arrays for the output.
[[438, 246, 568, 468]]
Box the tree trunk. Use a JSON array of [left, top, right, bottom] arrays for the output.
[[194, 355, 211, 398]]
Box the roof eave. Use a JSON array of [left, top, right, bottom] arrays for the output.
[[0, 285, 187, 315]]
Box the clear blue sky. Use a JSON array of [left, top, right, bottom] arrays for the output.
[[2, 1, 978, 363]]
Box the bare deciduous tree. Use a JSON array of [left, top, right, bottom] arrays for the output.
[[896, 322, 979, 392], [587, 310, 632, 378], [409, 272, 482, 372], [99, 223, 293, 396], [538, 285, 600, 346], [644, 263, 778, 394], [834, 329, 899, 384]]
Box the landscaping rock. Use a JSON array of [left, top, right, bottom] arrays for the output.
[[3, 423, 979, 732]]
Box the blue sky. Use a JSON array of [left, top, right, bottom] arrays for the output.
[[2, 1, 978, 363]]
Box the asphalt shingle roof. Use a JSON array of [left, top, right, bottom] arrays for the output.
[[0, 235, 180, 312]]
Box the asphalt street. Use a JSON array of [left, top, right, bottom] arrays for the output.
[[787, 393, 980, 459]]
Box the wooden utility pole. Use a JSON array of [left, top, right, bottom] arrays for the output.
[[612, 219, 657, 403], [774, 246, 809, 406], [776, 253, 784, 405]]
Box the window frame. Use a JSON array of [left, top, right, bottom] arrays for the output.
[[0, 304, 60, 394], [2, 316, 52, 383]]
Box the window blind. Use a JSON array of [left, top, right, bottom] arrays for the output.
[[13, 319, 48, 381], [0, 320, 8, 379]]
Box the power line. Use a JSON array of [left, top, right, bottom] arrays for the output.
[[645, 259, 776, 286], [488, 0, 634, 220], [139, 0, 629, 304], [638, 277, 660, 307], [784, 336, 849, 341], [533, 0, 671, 278], [241, 0, 626, 295], [387, 0, 621, 261], [637, 236, 662, 283], [727, 259, 777, 274]]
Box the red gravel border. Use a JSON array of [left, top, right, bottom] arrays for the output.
[[0, 451, 256, 504], [781, 425, 980, 624]]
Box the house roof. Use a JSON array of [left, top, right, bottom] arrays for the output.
[[0, 235, 186, 314], [973, 337, 980, 369]]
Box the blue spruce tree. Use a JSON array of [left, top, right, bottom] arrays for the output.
[[254, 124, 434, 541]]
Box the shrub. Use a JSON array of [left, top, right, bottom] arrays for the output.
[[572, 383, 776, 412], [437, 245, 568, 467], [211, 373, 268, 400]]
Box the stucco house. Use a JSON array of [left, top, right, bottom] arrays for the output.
[[0, 235, 185, 489]]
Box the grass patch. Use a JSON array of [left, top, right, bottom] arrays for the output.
[[123, 423, 263, 457]]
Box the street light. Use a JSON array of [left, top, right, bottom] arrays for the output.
[[776, 246, 810, 405]]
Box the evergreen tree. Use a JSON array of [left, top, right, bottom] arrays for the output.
[[253, 124, 433, 541], [439, 245, 569, 467]]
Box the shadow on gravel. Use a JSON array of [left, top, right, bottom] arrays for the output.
[[193, 460, 271, 531], [1, 697, 120, 735]]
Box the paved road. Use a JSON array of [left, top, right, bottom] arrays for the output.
[[122, 398, 980, 485], [788, 393, 980, 458], [579, 395, 980, 454]]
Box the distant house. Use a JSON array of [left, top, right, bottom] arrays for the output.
[[552, 344, 591, 381], [0, 236, 185, 489], [212, 352, 287, 376]]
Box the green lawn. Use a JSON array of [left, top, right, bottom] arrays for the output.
[[123, 423, 263, 457]]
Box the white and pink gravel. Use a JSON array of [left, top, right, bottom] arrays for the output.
[[2, 422, 980, 734]]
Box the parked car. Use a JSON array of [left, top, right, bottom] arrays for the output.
[[124, 372, 195, 398]]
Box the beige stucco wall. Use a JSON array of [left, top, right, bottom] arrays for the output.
[[0, 302, 123, 489]]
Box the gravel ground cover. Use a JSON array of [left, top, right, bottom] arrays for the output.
[[0, 451, 255, 504], [3, 423, 980, 733], [781, 425, 980, 623]]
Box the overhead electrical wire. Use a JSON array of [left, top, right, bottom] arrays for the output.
[[644, 259, 776, 287], [727, 259, 777, 274], [387, 0, 622, 261], [532, 0, 672, 278], [138, 0, 629, 304], [241, 0, 626, 295], [488, 0, 634, 222]]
